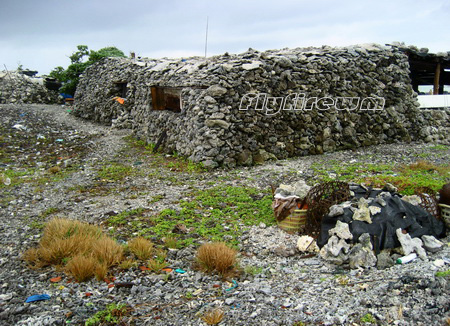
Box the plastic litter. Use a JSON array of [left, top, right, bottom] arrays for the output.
[[112, 96, 125, 105], [318, 185, 445, 250], [12, 124, 26, 131], [25, 294, 51, 303], [1, 174, 11, 186], [225, 280, 238, 292], [175, 268, 186, 274], [396, 253, 417, 264]]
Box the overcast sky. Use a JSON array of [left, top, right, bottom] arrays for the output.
[[1, 0, 449, 75]]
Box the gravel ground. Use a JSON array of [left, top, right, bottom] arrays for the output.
[[0, 104, 449, 326]]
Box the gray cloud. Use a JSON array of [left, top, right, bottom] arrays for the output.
[[1, 0, 448, 74]]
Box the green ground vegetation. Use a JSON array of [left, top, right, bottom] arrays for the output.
[[105, 185, 274, 247], [310, 158, 449, 195]]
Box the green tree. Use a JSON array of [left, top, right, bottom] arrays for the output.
[[50, 45, 126, 96]]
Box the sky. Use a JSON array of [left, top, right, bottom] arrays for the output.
[[0, 0, 449, 75]]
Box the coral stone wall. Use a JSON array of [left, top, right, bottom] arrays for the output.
[[74, 44, 448, 168], [0, 71, 59, 104]]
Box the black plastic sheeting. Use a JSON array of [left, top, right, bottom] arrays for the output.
[[317, 185, 446, 251]]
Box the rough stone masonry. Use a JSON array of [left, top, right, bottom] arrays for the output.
[[0, 70, 60, 104], [73, 43, 449, 168]]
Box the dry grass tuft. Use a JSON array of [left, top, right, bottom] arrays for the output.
[[65, 255, 97, 282], [404, 160, 449, 175], [119, 259, 136, 270], [196, 242, 237, 276], [163, 235, 178, 249], [47, 166, 61, 174], [128, 237, 154, 260], [147, 258, 167, 273], [94, 263, 108, 281], [39, 218, 102, 254], [22, 248, 44, 268], [406, 160, 438, 171], [23, 218, 124, 282], [92, 237, 124, 267], [38, 235, 92, 265], [201, 308, 225, 325]]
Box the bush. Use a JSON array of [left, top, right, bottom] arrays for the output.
[[50, 45, 126, 96]]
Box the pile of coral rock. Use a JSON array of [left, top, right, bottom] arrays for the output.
[[275, 181, 447, 270], [0, 70, 60, 104]]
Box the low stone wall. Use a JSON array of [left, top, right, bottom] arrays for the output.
[[0, 71, 60, 104], [74, 44, 448, 168], [418, 108, 450, 143]]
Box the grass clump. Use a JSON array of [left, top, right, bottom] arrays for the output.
[[244, 265, 263, 276], [164, 235, 179, 249], [435, 269, 450, 277], [311, 159, 449, 195], [97, 163, 133, 182], [23, 218, 124, 282], [201, 308, 225, 325], [147, 247, 168, 273], [92, 237, 124, 267], [119, 259, 136, 270], [65, 254, 98, 282], [85, 302, 131, 326], [147, 258, 167, 273], [196, 242, 237, 276], [128, 237, 153, 260], [360, 313, 376, 324]]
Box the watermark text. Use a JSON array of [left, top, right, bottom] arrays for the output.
[[239, 93, 385, 115]]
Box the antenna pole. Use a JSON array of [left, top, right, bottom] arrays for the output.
[[204, 16, 209, 58]]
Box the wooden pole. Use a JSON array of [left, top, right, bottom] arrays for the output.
[[433, 62, 441, 95]]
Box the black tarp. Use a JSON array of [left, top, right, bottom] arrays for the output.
[[317, 185, 446, 251]]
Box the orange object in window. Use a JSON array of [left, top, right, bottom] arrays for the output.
[[113, 96, 125, 105]]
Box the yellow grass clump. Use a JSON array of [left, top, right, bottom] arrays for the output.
[[23, 218, 124, 282], [65, 254, 97, 282], [201, 308, 225, 325], [92, 237, 124, 267], [196, 242, 237, 276], [128, 237, 154, 260]]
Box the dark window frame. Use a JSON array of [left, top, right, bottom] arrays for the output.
[[151, 86, 182, 113], [114, 81, 128, 98]]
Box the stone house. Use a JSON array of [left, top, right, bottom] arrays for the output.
[[73, 43, 448, 168]]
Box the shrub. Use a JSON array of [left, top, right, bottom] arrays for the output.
[[50, 45, 126, 96], [128, 237, 153, 260], [196, 242, 237, 275]]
